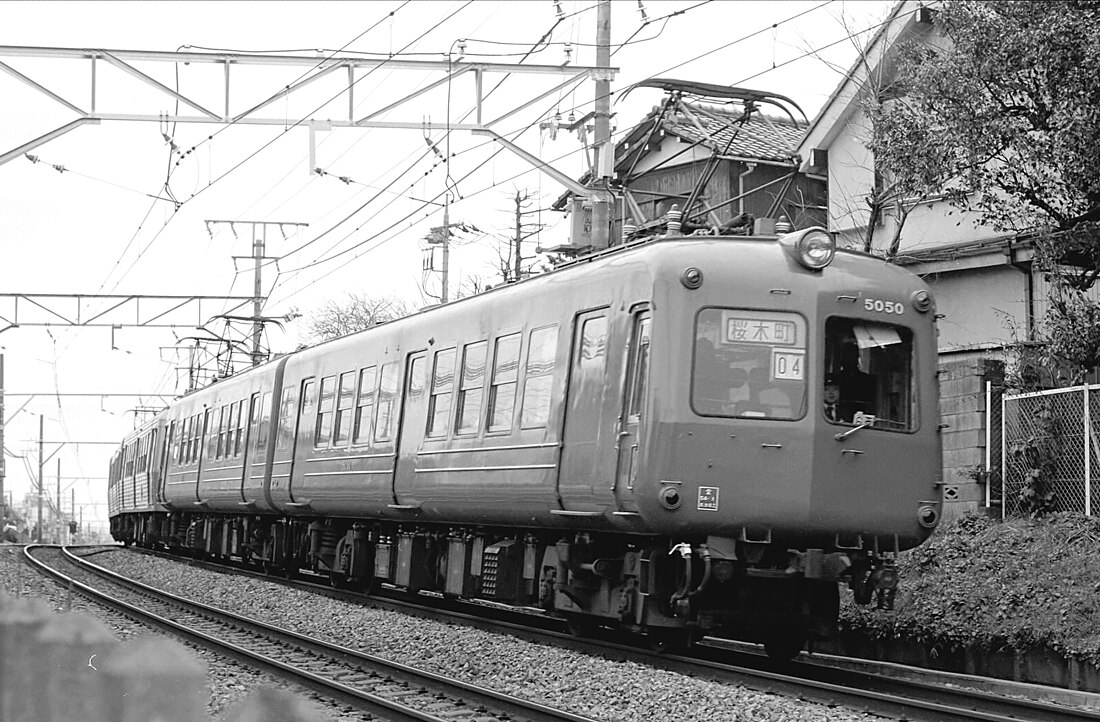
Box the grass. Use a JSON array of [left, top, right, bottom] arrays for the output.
[[840, 512, 1100, 664]]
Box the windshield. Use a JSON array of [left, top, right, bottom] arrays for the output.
[[692, 308, 807, 420], [824, 317, 915, 431]]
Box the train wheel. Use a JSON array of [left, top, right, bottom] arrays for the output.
[[564, 614, 598, 639], [762, 628, 805, 661], [645, 628, 699, 654]]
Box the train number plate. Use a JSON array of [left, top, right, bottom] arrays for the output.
[[697, 486, 719, 511]]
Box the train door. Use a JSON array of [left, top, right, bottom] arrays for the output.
[[156, 422, 172, 505], [558, 307, 622, 511], [615, 309, 651, 511], [392, 351, 428, 507], [238, 393, 259, 503], [284, 378, 316, 506]]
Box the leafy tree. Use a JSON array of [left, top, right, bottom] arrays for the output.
[[868, 0, 1100, 381], [304, 292, 412, 343]]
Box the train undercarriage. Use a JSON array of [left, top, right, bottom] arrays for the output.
[[111, 511, 897, 659]]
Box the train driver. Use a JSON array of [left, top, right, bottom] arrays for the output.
[[823, 375, 841, 421], [829, 342, 877, 422]]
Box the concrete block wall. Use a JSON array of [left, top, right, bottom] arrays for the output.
[[938, 357, 1004, 522], [0, 591, 321, 721]]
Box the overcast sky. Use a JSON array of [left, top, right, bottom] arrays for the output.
[[0, 0, 893, 531]]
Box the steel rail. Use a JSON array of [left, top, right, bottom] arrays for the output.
[[103, 545, 1100, 722], [26, 545, 596, 722]]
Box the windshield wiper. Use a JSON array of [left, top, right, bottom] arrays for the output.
[[834, 418, 873, 441]]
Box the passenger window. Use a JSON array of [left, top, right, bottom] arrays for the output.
[[352, 366, 377, 445], [214, 405, 226, 460], [333, 372, 356, 445], [627, 314, 652, 420], [276, 386, 298, 451], [374, 363, 400, 442], [233, 399, 246, 456], [456, 341, 487, 435], [427, 348, 456, 438], [579, 316, 608, 370], [488, 333, 521, 432], [300, 379, 317, 447], [521, 325, 558, 429], [196, 411, 208, 464], [256, 392, 272, 452], [316, 376, 336, 446]]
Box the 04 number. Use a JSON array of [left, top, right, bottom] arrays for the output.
[[864, 298, 904, 315]]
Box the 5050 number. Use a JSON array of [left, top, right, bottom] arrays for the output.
[[864, 298, 904, 315]]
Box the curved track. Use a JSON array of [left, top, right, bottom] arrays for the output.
[[25, 545, 598, 722]]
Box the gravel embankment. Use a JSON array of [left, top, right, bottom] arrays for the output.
[[4, 545, 885, 721]]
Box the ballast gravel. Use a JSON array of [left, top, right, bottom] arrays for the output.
[[3, 545, 886, 721]]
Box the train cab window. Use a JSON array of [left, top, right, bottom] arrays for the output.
[[316, 375, 337, 447], [374, 362, 400, 443], [333, 372, 356, 445], [456, 341, 487, 435], [352, 366, 378, 445], [824, 318, 915, 431], [427, 348, 456, 438], [488, 333, 521, 432], [693, 308, 808, 420], [521, 324, 559, 429]]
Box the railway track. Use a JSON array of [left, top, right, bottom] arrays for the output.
[[25, 545, 599, 722], [61, 545, 1100, 722]]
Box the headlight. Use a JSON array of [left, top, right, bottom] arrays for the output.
[[786, 227, 836, 270]]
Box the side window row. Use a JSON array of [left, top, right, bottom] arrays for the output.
[[428, 324, 558, 439], [305, 324, 560, 449], [307, 362, 400, 449], [169, 390, 274, 467]]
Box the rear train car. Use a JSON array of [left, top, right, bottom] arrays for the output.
[[110, 226, 942, 657]]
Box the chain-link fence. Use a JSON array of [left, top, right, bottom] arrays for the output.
[[1002, 384, 1100, 517]]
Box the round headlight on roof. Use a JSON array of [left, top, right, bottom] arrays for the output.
[[793, 228, 836, 270]]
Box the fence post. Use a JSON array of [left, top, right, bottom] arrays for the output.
[[1001, 391, 1007, 519], [1086, 384, 1092, 517]]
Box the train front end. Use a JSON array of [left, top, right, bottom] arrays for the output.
[[637, 228, 942, 655]]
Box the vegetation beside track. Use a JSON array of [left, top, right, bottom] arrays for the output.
[[841, 512, 1100, 665]]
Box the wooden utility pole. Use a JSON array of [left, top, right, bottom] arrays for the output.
[[206, 220, 308, 365]]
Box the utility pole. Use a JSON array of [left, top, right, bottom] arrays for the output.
[[442, 195, 451, 303], [0, 353, 5, 521], [55, 459, 60, 544], [206, 220, 308, 366], [36, 414, 42, 543], [514, 191, 523, 282], [591, 0, 613, 250]]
